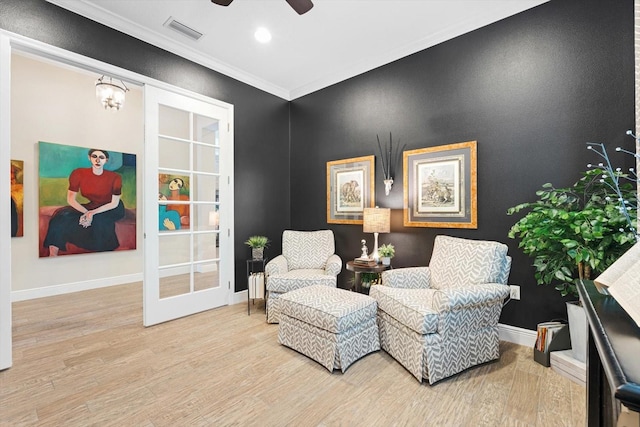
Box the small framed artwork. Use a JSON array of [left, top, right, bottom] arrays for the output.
[[11, 159, 24, 237], [327, 155, 375, 224], [403, 140, 477, 228]]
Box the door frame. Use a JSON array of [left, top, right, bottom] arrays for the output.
[[0, 30, 235, 370], [0, 34, 11, 370]]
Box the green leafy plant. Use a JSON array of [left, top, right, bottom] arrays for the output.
[[360, 272, 381, 286], [507, 168, 637, 298], [244, 235, 269, 249], [378, 243, 395, 258]]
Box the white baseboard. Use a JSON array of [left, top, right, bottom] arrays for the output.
[[498, 323, 537, 347], [13, 278, 249, 306], [11, 273, 143, 302], [232, 289, 248, 305]]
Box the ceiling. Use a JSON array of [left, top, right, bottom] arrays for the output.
[[47, 0, 548, 101]]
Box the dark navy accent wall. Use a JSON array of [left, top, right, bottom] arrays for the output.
[[0, 0, 291, 291], [289, 0, 634, 329]]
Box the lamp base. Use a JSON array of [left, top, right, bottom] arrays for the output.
[[371, 232, 380, 263]]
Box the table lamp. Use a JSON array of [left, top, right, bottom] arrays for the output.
[[209, 210, 219, 229], [363, 206, 390, 263]]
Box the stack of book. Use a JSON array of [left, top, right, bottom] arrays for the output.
[[535, 321, 565, 353], [532, 320, 570, 367], [353, 258, 377, 267], [248, 272, 264, 300]]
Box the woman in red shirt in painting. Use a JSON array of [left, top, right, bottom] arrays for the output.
[[43, 148, 125, 256]]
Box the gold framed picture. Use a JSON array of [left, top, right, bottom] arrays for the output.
[[326, 155, 375, 224], [403, 141, 477, 228]]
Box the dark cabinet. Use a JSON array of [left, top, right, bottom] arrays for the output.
[[577, 280, 640, 426]]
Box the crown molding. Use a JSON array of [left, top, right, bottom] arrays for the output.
[[47, 0, 547, 101], [46, 0, 291, 100]]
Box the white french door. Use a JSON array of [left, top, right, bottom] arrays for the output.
[[143, 85, 234, 326]]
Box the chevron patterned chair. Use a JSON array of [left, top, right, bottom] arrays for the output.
[[265, 230, 342, 323], [369, 235, 511, 384]]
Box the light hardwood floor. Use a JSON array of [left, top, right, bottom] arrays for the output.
[[1, 282, 586, 426]]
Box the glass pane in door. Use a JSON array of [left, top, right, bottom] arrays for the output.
[[159, 233, 191, 266], [193, 114, 218, 143], [194, 232, 217, 262], [193, 144, 219, 174], [192, 203, 218, 232], [160, 273, 191, 299], [194, 261, 219, 292], [192, 174, 219, 203], [160, 105, 190, 139], [159, 137, 190, 171]]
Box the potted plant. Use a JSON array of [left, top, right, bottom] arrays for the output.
[[508, 168, 636, 297], [360, 272, 381, 291], [507, 167, 637, 361], [378, 243, 395, 266], [244, 235, 269, 260]]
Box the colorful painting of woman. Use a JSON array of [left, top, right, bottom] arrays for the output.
[[43, 148, 126, 256]]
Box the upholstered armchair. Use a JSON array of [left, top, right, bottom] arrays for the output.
[[265, 230, 342, 323], [369, 235, 511, 384]]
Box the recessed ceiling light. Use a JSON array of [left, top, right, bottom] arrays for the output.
[[255, 27, 272, 43]]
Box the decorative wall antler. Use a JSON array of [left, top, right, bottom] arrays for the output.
[[377, 133, 405, 196]]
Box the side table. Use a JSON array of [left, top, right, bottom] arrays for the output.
[[346, 260, 390, 294], [247, 258, 267, 315]]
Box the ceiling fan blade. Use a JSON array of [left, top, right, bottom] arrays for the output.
[[211, 0, 234, 6], [285, 0, 314, 15]]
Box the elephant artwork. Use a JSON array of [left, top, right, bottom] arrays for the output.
[[326, 155, 374, 224], [340, 180, 361, 205]]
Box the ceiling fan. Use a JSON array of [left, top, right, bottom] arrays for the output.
[[211, 0, 314, 15]]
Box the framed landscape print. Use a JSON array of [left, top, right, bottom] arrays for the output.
[[403, 141, 477, 228], [327, 155, 375, 224]]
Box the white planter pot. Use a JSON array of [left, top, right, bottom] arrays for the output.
[[381, 257, 391, 266], [566, 301, 587, 363]]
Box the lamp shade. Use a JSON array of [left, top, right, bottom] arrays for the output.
[[209, 211, 219, 229], [363, 207, 390, 233]]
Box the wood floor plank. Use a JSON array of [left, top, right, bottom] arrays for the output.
[[570, 380, 587, 427], [1, 282, 585, 426], [463, 381, 511, 426], [537, 366, 574, 423], [503, 369, 542, 425]]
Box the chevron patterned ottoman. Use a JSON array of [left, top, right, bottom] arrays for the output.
[[277, 285, 380, 372]]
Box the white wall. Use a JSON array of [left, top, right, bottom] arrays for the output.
[[11, 53, 143, 297]]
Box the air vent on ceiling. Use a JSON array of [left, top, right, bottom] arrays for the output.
[[163, 17, 204, 41]]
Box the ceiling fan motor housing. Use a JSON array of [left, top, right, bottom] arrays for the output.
[[211, 0, 314, 15]]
